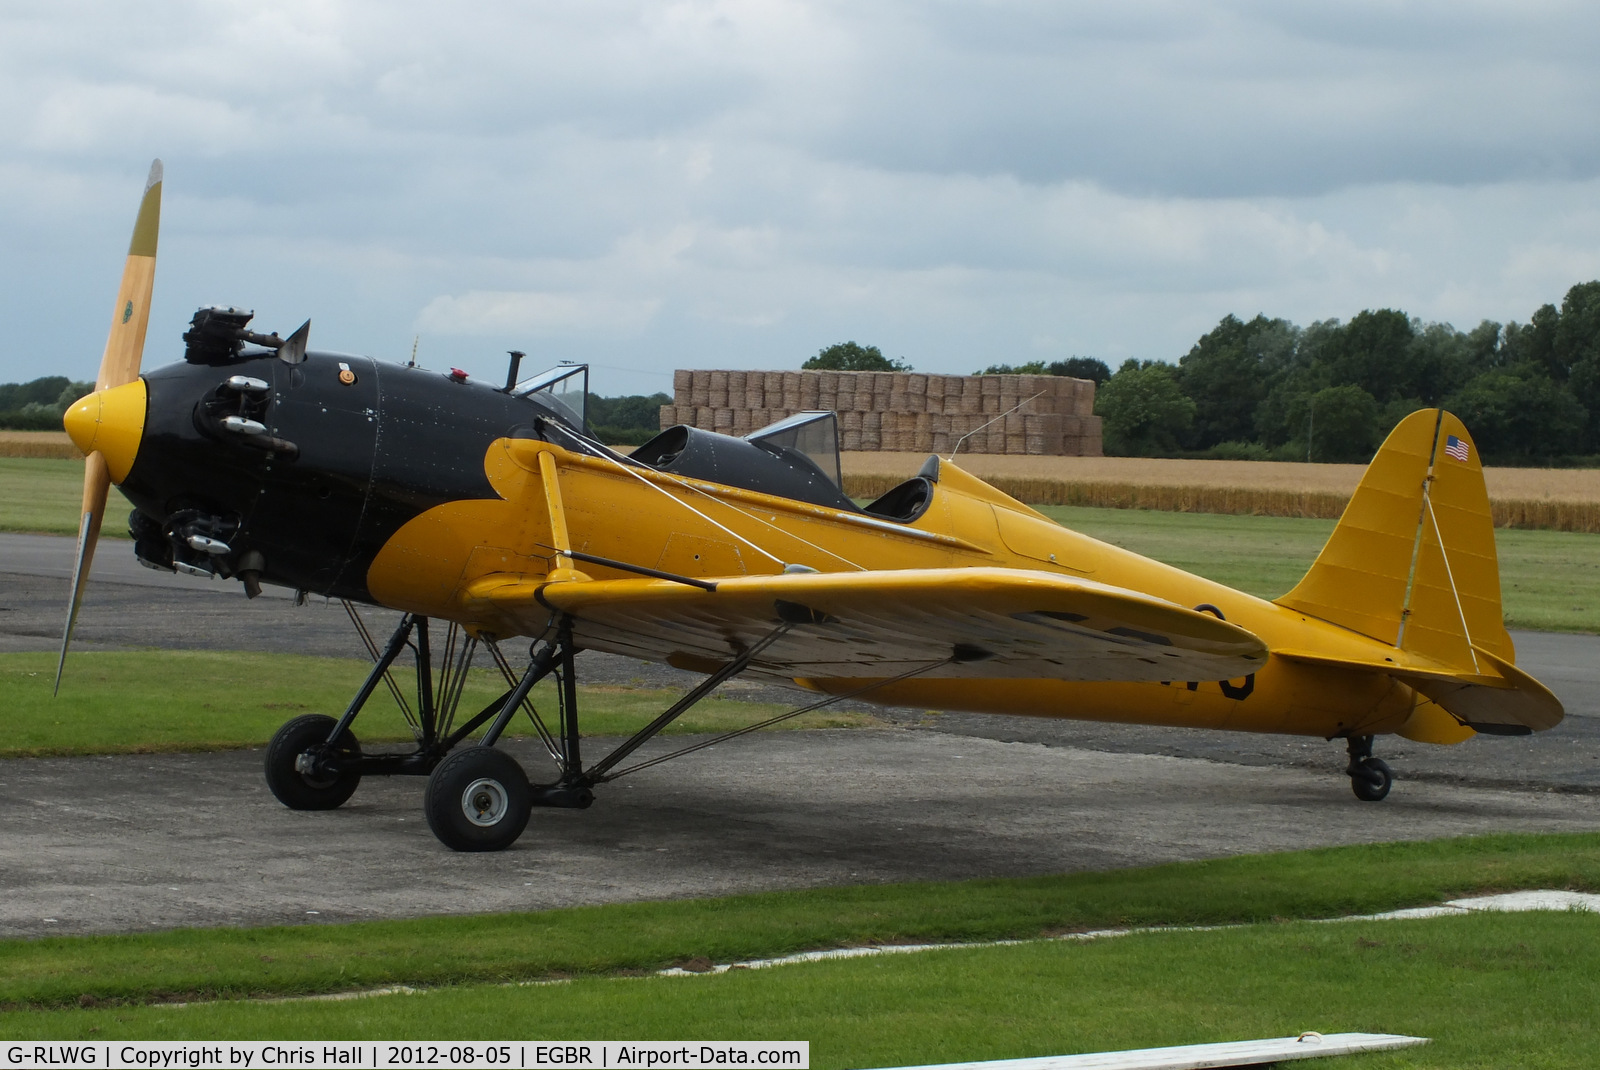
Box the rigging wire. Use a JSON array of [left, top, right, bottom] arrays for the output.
[[341, 600, 417, 732], [560, 435, 867, 572], [595, 655, 951, 781]]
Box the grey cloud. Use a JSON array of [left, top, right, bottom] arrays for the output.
[[6, 0, 1600, 394]]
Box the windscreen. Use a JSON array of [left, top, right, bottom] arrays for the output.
[[512, 363, 588, 431], [746, 411, 842, 489]]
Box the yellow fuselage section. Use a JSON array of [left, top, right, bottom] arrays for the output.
[[367, 439, 1440, 743]]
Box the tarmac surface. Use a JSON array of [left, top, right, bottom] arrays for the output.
[[3, 532, 1599, 937]]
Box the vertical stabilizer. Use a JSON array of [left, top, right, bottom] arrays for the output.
[[1276, 410, 1512, 668]]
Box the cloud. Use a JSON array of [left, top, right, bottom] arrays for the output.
[[416, 290, 662, 336], [5, 1, 1600, 394]]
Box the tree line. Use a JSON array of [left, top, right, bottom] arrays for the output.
[[0, 376, 93, 430], [812, 283, 1600, 465], [17, 281, 1600, 466], [1097, 281, 1600, 464], [0, 374, 674, 444]]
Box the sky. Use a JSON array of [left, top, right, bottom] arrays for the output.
[[4, 0, 1600, 396]]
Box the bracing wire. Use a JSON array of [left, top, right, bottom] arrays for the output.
[[559, 435, 867, 572], [557, 437, 787, 567], [342, 600, 417, 731], [485, 638, 564, 763], [950, 390, 1047, 459], [596, 655, 952, 782], [1424, 495, 1483, 675]]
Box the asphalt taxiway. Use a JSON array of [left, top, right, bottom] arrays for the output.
[[3, 533, 1598, 937]]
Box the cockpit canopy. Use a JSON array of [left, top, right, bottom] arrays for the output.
[[631, 411, 854, 512], [511, 363, 588, 433]]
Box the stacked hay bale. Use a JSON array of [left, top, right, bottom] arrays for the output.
[[660, 370, 1101, 455]]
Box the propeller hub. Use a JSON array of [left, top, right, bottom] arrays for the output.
[[64, 379, 147, 483]]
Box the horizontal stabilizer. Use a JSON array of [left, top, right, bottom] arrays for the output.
[[1275, 647, 1563, 736]]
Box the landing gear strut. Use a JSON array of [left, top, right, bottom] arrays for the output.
[[263, 607, 529, 812], [422, 615, 792, 850], [270, 607, 946, 851], [1345, 735, 1393, 802]]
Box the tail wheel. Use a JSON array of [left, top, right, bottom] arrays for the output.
[[424, 747, 533, 852], [265, 714, 362, 810], [1350, 757, 1393, 802]]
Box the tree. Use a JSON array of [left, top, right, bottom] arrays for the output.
[[1404, 321, 1481, 404], [1303, 384, 1382, 463], [1095, 359, 1195, 456], [804, 342, 910, 372], [1444, 365, 1587, 462], [975, 357, 1110, 383], [975, 361, 1047, 374], [1177, 314, 1294, 450], [1319, 309, 1416, 402], [1569, 356, 1600, 453], [1047, 357, 1111, 384], [585, 391, 673, 445], [1553, 281, 1600, 448], [0, 376, 94, 430], [1554, 281, 1600, 381], [1502, 304, 1561, 379]]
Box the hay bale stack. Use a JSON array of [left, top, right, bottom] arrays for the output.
[[666, 368, 1103, 455]]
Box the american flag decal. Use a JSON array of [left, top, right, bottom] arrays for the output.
[[1443, 434, 1470, 462]]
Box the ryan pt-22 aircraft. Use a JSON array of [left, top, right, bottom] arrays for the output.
[[58, 162, 1564, 851]]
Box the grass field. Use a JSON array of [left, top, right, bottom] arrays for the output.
[[2, 832, 1598, 1066], [1039, 506, 1599, 633], [3, 913, 1588, 1065], [5, 459, 1593, 630], [1, 651, 875, 758], [0, 456, 134, 537]]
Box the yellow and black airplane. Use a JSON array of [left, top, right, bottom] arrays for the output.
[[59, 162, 1564, 851]]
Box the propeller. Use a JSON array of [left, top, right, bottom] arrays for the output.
[[55, 159, 163, 694]]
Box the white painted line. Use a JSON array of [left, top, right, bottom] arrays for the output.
[[870, 1032, 1429, 1070], [155, 889, 1600, 1009], [658, 889, 1600, 977]]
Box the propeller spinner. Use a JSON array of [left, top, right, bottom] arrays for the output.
[[55, 159, 163, 693]]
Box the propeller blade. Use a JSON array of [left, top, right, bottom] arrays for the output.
[[56, 159, 163, 693], [55, 456, 109, 695]]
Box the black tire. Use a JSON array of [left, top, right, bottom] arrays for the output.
[[1350, 757, 1393, 802], [265, 714, 362, 811], [424, 747, 532, 852]]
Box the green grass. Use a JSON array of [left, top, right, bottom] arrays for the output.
[[1040, 505, 1600, 633], [3, 833, 1600, 1066], [0, 833, 1595, 1010], [0, 457, 133, 537], [2, 651, 874, 758], [6, 913, 1591, 1067]]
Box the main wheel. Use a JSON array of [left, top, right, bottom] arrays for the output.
[[1350, 757, 1393, 802], [265, 714, 362, 811], [424, 747, 532, 852]]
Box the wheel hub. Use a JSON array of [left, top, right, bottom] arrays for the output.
[[462, 777, 510, 826]]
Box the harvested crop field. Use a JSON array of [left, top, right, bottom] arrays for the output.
[[13, 432, 1599, 530], [0, 431, 74, 459], [843, 452, 1600, 532]]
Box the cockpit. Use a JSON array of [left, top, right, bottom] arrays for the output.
[[510, 361, 935, 524]]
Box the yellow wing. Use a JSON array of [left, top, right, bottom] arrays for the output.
[[470, 567, 1268, 684]]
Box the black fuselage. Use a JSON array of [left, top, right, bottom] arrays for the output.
[[123, 352, 558, 602]]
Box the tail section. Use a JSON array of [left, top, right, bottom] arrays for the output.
[[1278, 409, 1510, 664], [1276, 410, 1561, 736]]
